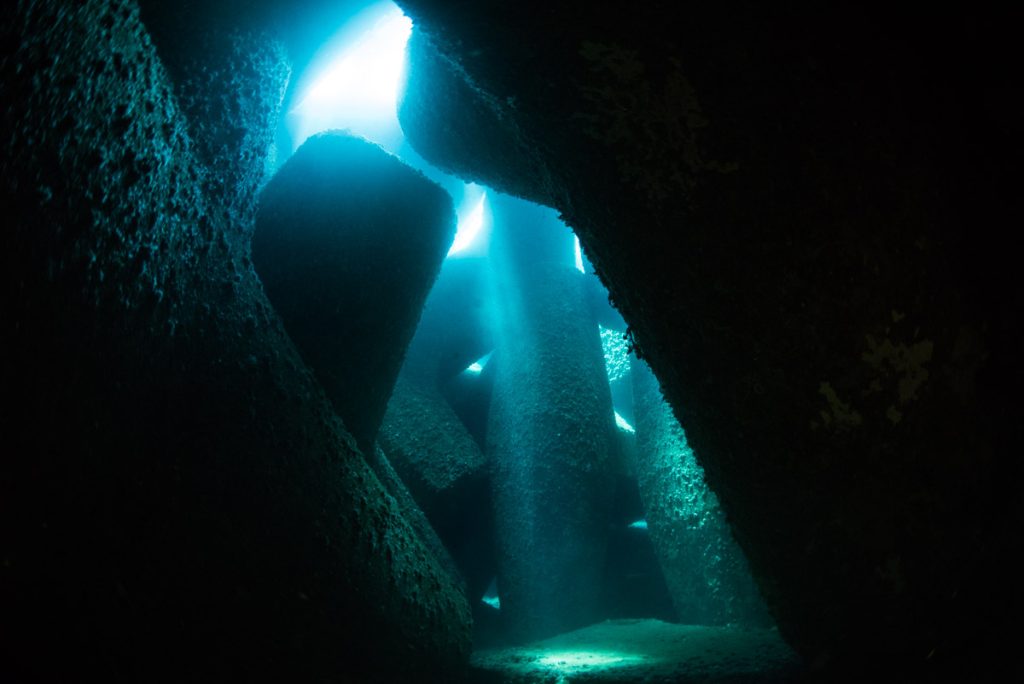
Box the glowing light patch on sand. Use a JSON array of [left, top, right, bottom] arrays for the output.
[[615, 411, 635, 433], [537, 650, 641, 672]]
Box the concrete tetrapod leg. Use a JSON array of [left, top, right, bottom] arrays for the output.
[[379, 375, 488, 531], [379, 373, 492, 604], [137, 3, 290, 255], [379, 255, 494, 588], [369, 442, 467, 595], [1, 2, 470, 681], [631, 360, 771, 627], [252, 132, 456, 453], [487, 252, 616, 641], [378, 255, 492, 552]]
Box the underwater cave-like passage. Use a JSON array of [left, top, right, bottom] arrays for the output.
[[486, 191, 617, 642], [275, 2, 780, 668], [392, 191, 790, 679], [376, 188, 777, 649]]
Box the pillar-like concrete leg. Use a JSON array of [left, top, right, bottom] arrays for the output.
[[632, 360, 770, 626], [488, 246, 616, 640]]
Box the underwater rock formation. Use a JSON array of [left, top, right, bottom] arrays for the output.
[[1, 2, 469, 680], [368, 443, 467, 595], [487, 196, 617, 641], [377, 254, 497, 607], [252, 131, 456, 452], [252, 134, 469, 597], [379, 376, 487, 533], [632, 361, 770, 626], [397, 1, 1023, 677], [138, 2, 289, 255], [378, 376, 493, 610], [139, 0, 370, 94]]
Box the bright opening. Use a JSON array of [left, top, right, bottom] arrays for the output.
[[615, 411, 635, 433], [465, 351, 493, 375], [628, 519, 648, 530], [481, 576, 501, 610], [574, 236, 585, 273], [449, 185, 489, 256], [287, 2, 412, 152]]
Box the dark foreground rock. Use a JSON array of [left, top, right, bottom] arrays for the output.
[[252, 131, 456, 452], [469, 618, 800, 683], [397, 1, 1023, 677], [1, 2, 469, 680]]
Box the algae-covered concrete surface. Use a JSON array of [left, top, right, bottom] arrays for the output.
[[380, 375, 488, 521], [470, 619, 799, 683], [632, 361, 770, 628]]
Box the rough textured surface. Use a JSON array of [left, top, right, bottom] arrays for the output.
[[379, 376, 495, 627], [397, 1, 1023, 677], [1, 2, 470, 680], [379, 375, 488, 529], [398, 27, 552, 204], [137, 0, 368, 99], [139, 2, 289, 254], [488, 246, 616, 641], [369, 442, 467, 597], [632, 361, 771, 627], [469, 619, 799, 683], [252, 131, 456, 452]]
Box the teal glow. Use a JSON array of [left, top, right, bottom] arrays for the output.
[[574, 236, 585, 273], [465, 351, 492, 375], [537, 650, 642, 672], [600, 325, 629, 383], [482, 577, 501, 610], [287, 3, 412, 152], [615, 411, 635, 433], [449, 185, 489, 256], [628, 519, 648, 530]]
